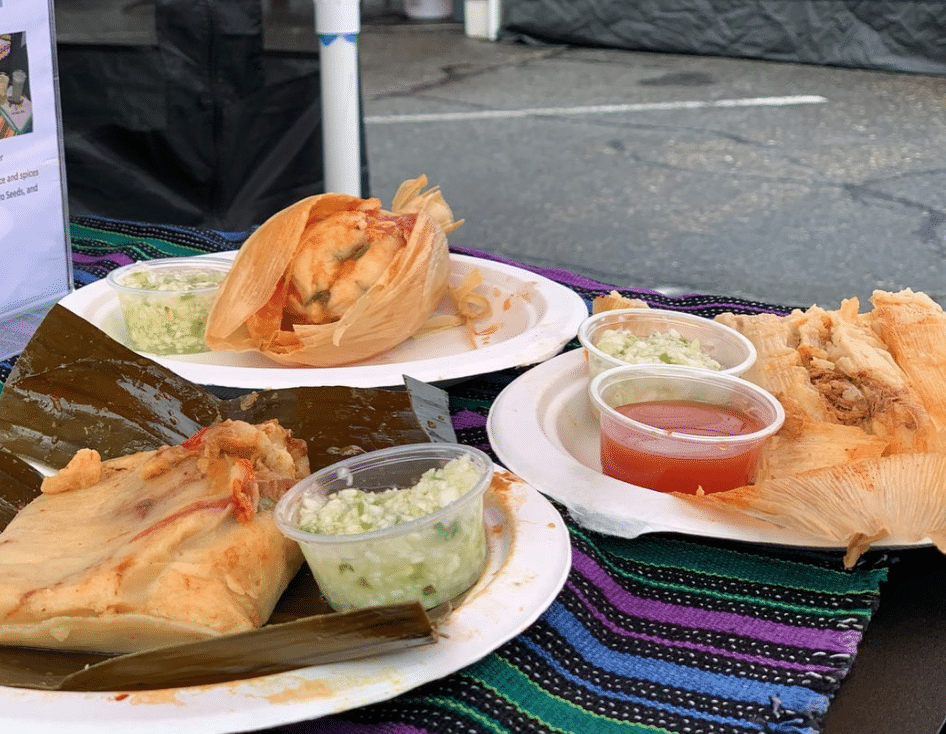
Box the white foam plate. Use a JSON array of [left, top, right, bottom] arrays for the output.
[[487, 348, 924, 549], [0, 469, 571, 734], [58, 253, 589, 389]]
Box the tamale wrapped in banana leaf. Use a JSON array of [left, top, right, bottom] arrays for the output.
[[0, 448, 437, 691], [0, 303, 447, 690]]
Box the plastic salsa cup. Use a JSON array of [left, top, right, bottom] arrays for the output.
[[274, 443, 494, 613], [588, 364, 785, 495], [105, 256, 231, 355]]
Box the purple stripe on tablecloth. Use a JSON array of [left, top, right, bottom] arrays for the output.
[[452, 246, 627, 292], [452, 246, 798, 313], [565, 579, 837, 674], [572, 548, 861, 654], [653, 301, 795, 315], [452, 409, 487, 431], [72, 251, 136, 266]]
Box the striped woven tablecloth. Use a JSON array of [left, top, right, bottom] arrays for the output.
[[1, 216, 889, 734]]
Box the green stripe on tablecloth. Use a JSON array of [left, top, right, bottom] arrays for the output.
[[70, 223, 215, 258], [576, 529, 886, 617], [462, 654, 661, 733]]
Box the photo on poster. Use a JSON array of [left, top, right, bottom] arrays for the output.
[[0, 31, 32, 137]]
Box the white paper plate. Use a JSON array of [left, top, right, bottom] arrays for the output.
[[487, 348, 924, 549], [58, 253, 588, 389], [0, 469, 571, 734]]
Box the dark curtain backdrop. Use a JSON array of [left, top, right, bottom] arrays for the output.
[[57, 0, 369, 231]]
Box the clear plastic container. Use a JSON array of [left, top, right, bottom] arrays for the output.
[[589, 364, 784, 495], [106, 256, 231, 355], [274, 443, 493, 612], [578, 308, 757, 379]]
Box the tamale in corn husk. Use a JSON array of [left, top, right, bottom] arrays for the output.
[[694, 453, 946, 569], [204, 175, 461, 367], [680, 290, 946, 564]]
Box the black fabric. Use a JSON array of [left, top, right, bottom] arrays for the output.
[[57, 0, 370, 231], [500, 0, 946, 76]]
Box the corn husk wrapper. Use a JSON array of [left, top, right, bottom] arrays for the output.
[[205, 176, 460, 367], [592, 290, 650, 314], [694, 454, 946, 569], [679, 289, 946, 566]]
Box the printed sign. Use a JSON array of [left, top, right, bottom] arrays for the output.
[[0, 0, 71, 360]]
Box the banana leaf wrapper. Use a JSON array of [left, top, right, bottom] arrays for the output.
[[0, 305, 439, 471], [0, 305, 449, 690], [0, 448, 41, 529], [205, 176, 458, 367], [55, 600, 435, 692]]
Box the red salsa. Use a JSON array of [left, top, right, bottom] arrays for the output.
[[600, 399, 766, 494]]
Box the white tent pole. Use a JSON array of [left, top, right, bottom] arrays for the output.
[[314, 0, 362, 197], [486, 0, 501, 40]]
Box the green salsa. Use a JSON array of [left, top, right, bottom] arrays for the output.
[[294, 456, 488, 611], [297, 455, 481, 535], [113, 262, 228, 355]]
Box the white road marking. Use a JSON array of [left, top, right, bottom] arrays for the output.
[[364, 95, 828, 124]]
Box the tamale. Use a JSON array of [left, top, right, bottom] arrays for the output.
[[692, 291, 946, 560], [0, 420, 310, 654], [0, 302, 447, 690], [205, 175, 460, 367], [717, 295, 943, 457]]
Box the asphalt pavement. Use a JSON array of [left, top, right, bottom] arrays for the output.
[[358, 14, 946, 734], [358, 14, 946, 311]]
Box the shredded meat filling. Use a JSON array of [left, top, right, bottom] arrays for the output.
[[802, 357, 912, 443]]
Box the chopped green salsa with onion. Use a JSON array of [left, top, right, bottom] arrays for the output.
[[595, 327, 722, 370], [113, 264, 228, 355], [293, 455, 488, 610], [297, 455, 481, 535]]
